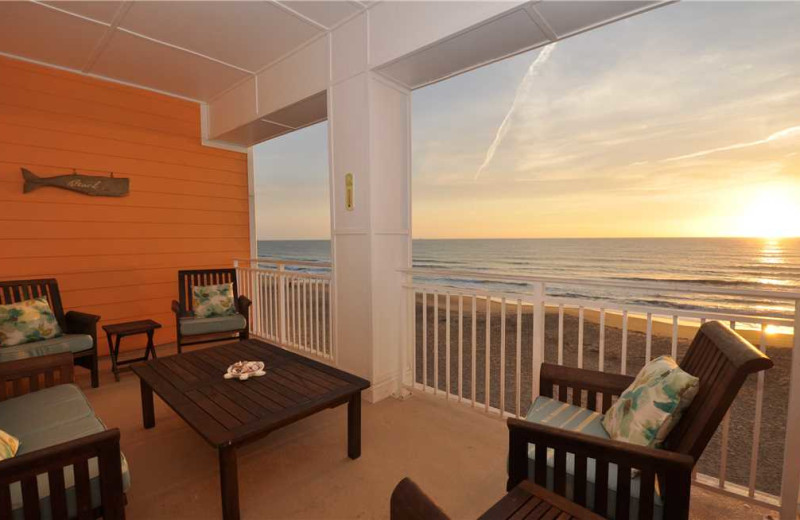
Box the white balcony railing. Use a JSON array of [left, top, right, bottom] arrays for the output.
[[234, 259, 334, 362], [402, 268, 800, 518]]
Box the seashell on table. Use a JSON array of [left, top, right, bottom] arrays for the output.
[[224, 361, 266, 381]]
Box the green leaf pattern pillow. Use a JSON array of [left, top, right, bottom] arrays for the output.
[[0, 429, 20, 460], [602, 355, 699, 448], [192, 283, 236, 318], [0, 297, 63, 347]]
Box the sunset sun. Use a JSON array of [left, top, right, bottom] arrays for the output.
[[736, 184, 800, 238]]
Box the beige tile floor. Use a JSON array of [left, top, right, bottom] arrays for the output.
[[71, 343, 781, 519]]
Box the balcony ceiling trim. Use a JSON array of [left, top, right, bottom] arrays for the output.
[[0, 0, 371, 103]]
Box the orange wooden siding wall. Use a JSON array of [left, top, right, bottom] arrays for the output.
[[0, 56, 250, 352]]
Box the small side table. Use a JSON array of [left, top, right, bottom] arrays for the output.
[[103, 320, 161, 382]]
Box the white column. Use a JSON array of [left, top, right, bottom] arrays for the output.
[[328, 37, 411, 401]]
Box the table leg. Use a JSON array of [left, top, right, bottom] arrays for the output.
[[348, 393, 361, 459], [113, 335, 122, 382], [147, 329, 157, 359], [106, 332, 119, 382], [140, 379, 155, 429], [219, 445, 240, 520]]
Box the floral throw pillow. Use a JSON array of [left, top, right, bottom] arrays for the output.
[[192, 283, 236, 318], [602, 355, 699, 448], [0, 297, 63, 347], [0, 429, 20, 461]]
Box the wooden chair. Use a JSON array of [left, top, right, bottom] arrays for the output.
[[390, 477, 606, 520], [171, 268, 251, 353], [0, 353, 126, 519], [506, 320, 773, 519], [0, 279, 100, 388]]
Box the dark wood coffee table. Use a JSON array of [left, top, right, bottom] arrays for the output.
[[131, 339, 370, 520]]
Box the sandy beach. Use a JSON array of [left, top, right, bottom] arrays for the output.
[[413, 295, 791, 497]]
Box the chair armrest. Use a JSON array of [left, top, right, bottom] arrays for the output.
[[0, 352, 74, 400], [171, 300, 190, 318], [539, 363, 634, 412], [507, 418, 693, 520], [390, 478, 450, 520], [64, 310, 100, 336], [0, 429, 126, 519], [237, 295, 251, 314]]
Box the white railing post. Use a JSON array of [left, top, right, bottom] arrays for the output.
[[780, 299, 800, 519], [278, 264, 287, 346], [531, 281, 545, 399], [395, 273, 413, 399]]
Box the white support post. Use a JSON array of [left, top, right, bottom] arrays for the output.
[[780, 300, 800, 519], [278, 264, 287, 346], [531, 282, 545, 399], [395, 274, 412, 399]]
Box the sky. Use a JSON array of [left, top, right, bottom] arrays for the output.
[[254, 2, 800, 240]]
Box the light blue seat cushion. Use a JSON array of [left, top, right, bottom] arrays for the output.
[[180, 313, 246, 336], [524, 396, 663, 520], [0, 385, 130, 519], [0, 384, 94, 433], [0, 334, 93, 362]]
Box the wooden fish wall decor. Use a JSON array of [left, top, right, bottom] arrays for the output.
[[21, 168, 129, 197]]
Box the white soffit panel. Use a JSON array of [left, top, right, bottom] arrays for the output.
[[92, 30, 250, 101], [0, 2, 107, 70], [216, 119, 291, 147], [263, 91, 327, 129], [119, 1, 322, 72], [42, 1, 125, 24], [378, 8, 550, 89], [368, 1, 524, 68], [256, 36, 329, 118], [532, 1, 664, 38], [209, 76, 258, 138], [279, 1, 363, 29]]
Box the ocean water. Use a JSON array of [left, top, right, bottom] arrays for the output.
[[258, 238, 800, 319]]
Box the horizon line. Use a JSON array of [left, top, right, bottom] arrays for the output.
[[256, 235, 798, 241]]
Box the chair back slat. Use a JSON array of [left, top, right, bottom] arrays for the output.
[[21, 476, 40, 520], [616, 464, 632, 520], [573, 454, 588, 507], [48, 469, 68, 520], [594, 458, 609, 516], [0, 485, 11, 518], [665, 321, 773, 460], [553, 448, 567, 496], [177, 269, 240, 315], [74, 459, 92, 520], [638, 470, 656, 520], [0, 279, 67, 330]]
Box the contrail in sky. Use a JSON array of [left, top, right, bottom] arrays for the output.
[[662, 125, 800, 162], [474, 43, 556, 181]]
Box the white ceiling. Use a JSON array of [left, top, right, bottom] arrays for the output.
[[0, 0, 368, 102]]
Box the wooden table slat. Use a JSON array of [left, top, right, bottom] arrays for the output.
[[198, 386, 260, 424], [132, 364, 230, 444], [268, 369, 329, 398], [273, 366, 334, 394], [148, 360, 192, 392], [281, 363, 342, 390], [213, 381, 281, 415], [185, 389, 243, 431]]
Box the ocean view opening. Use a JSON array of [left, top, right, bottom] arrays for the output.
[[243, 1, 800, 506], [253, 121, 331, 257]]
